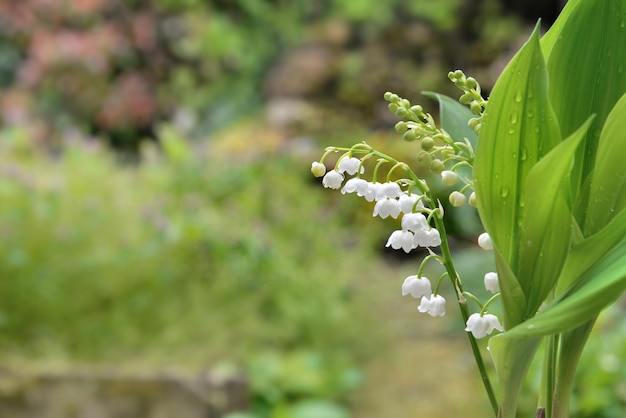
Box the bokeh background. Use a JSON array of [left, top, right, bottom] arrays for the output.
[[1, 1, 624, 417]]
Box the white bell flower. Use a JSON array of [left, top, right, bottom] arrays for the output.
[[373, 198, 401, 219], [398, 193, 423, 214], [337, 157, 364, 175], [465, 313, 504, 339], [418, 294, 446, 317], [414, 228, 441, 248], [341, 177, 368, 195], [478, 232, 493, 250], [401, 212, 429, 233], [386, 230, 414, 253], [484, 272, 500, 293], [322, 170, 344, 189], [402, 275, 432, 298], [360, 182, 380, 202], [376, 182, 402, 200]]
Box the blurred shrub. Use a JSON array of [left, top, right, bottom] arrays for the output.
[[0, 126, 382, 413], [0, 0, 525, 150]]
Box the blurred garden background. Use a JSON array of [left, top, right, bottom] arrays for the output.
[[1, 1, 625, 417]]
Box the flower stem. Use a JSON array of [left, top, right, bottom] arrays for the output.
[[366, 148, 499, 415], [434, 212, 499, 417]]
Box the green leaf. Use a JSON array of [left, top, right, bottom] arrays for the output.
[[502, 238, 626, 339], [422, 91, 477, 147], [585, 92, 626, 235], [517, 117, 593, 317], [488, 336, 541, 418], [545, 0, 626, 225], [557, 207, 626, 294], [474, 23, 561, 324], [539, 0, 582, 57]]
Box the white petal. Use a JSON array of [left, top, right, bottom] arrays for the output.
[[386, 230, 414, 253], [398, 193, 423, 213], [418, 294, 446, 317], [401, 212, 429, 232], [402, 275, 432, 298], [373, 198, 401, 219], [376, 182, 402, 200], [338, 157, 363, 175], [322, 170, 344, 189], [341, 178, 368, 194]]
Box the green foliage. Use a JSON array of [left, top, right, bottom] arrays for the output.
[[0, 127, 381, 415], [466, 1, 626, 416]]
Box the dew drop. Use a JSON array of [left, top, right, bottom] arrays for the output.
[[527, 110, 534, 119], [509, 113, 518, 124], [508, 127, 516, 135], [521, 148, 528, 161], [500, 186, 510, 198], [514, 90, 523, 103]]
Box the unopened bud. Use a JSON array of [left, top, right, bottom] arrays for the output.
[[395, 121, 409, 133], [311, 161, 326, 177], [441, 170, 459, 186], [416, 151, 431, 165], [420, 136, 434, 151], [430, 159, 445, 173], [470, 101, 482, 115], [449, 191, 466, 207], [403, 130, 417, 141], [469, 192, 477, 207]]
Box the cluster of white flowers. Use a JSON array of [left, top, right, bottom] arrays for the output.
[[313, 155, 504, 340]]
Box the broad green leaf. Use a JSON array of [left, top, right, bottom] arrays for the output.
[[422, 91, 478, 147], [501, 238, 626, 339], [518, 117, 593, 317], [474, 23, 560, 317], [495, 248, 526, 329], [539, 0, 582, 58], [585, 92, 626, 235], [553, 320, 595, 418], [545, 0, 626, 225], [557, 207, 626, 294], [488, 336, 541, 418]]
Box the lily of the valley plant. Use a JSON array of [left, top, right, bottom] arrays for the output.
[[312, 1, 626, 417]]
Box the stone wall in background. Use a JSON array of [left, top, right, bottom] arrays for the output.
[[0, 368, 248, 418]]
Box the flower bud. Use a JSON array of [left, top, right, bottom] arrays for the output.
[[416, 151, 431, 165], [478, 232, 493, 250], [403, 130, 417, 141], [311, 161, 326, 177], [441, 170, 459, 186], [395, 121, 409, 133], [469, 192, 477, 207], [449, 191, 467, 207], [430, 159, 445, 174], [484, 272, 500, 293], [420, 136, 434, 151], [470, 101, 482, 115], [384, 91, 394, 101]]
